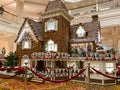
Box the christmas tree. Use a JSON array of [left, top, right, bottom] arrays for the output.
[[3, 52, 18, 68]]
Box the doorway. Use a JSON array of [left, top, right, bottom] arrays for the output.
[[36, 61, 45, 72]]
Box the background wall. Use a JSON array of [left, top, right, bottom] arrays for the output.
[[0, 35, 16, 56], [101, 26, 120, 57]]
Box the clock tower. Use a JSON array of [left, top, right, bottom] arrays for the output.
[[41, 0, 73, 52]]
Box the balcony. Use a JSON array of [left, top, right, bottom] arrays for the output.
[[70, 0, 120, 17]]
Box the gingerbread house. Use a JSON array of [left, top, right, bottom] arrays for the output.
[[15, 0, 100, 69]]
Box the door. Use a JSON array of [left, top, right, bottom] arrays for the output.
[[36, 61, 45, 72]]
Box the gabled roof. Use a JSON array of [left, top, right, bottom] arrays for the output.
[[45, 0, 68, 12], [70, 15, 100, 43], [15, 18, 43, 43], [28, 19, 43, 41]]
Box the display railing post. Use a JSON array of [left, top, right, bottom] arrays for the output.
[[88, 63, 90, 90], [24, 64, 27, 90]]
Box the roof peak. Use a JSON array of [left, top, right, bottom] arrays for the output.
[[45, 0, 68, 12]]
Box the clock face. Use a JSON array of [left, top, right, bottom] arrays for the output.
[[45, 18, 58, 32]]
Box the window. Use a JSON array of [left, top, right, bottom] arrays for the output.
[[24, 41, 30, 49], [22, 36, 31, 49], [106, 63, 114, 74], [45, 18, 58, 32], [21, 55, 30, 67], [76, 26, 85, 38], [98, 31, 101, 42], [46, 39, 57, 52]]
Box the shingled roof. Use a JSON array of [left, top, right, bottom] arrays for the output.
[[70, 15, 100, 43], [15, 18, 43, 43], [45, 0, 68, 12], [28, 19, 43, 41]]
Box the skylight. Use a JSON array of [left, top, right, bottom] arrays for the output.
[[65, 0, 83, 3]]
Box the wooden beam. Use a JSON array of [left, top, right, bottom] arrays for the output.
[[24, 1, 47, 6], [3, 1, 16, 7]]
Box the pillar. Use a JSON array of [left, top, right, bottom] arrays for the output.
[[95, 0, 99, 11], [112, 39, 118, 54], [16, 0, 24, 22]]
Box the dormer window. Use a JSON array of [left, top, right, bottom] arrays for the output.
[[45, 18, 58, 32], [76, 26, 85, 38], [22, 36, 31, 49]]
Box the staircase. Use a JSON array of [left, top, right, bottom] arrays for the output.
[[31, 74, 45, 83]]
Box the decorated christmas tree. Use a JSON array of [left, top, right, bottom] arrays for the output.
[[3, 52, 18, 68]]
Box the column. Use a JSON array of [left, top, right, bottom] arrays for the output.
[[112, 39, 118, 54], [95, 0, 99, 11], [16, 0, 24, 22]]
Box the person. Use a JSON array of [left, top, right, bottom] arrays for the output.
[[1, 47, 6, 56]]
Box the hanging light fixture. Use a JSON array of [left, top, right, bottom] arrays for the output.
[[0, 5, 4, 15]]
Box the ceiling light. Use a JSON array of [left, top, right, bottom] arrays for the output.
[[65, 0, 83, 3]]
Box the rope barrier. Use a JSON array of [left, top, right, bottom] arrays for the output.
[[0, 67, 25, 79], [0, 67, 25, 72], [27, 67, 86, 83], [0, 66, 119, 83], [0, 71, 23, 79], [91, 67, 119, 79]]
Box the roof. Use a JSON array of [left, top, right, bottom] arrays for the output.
[[45, 0, 68, 12], [70, 15, 100, 43], [28, 19, 43, 41], [15, 18, 43, 43]]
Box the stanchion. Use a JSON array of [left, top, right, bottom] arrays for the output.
[[88, 63, 90, 90], [24, 67, 27, 90], [24, 62, 28, 90]]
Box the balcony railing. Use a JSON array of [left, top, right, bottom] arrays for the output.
[[70, 0, 120, 17]]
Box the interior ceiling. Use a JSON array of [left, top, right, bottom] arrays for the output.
[[0, 0, 110, 19]]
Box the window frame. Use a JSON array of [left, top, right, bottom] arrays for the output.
[[76, 26, 85, 38], [45, 18, 58, 32], [46, 39, 57, 52], [22, 36, 31, 50]]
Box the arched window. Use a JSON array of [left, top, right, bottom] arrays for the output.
[[46, 39, 57, 52], [76, 26, 85, 38]]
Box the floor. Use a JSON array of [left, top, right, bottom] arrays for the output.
[[0, 78, 120, 90]]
